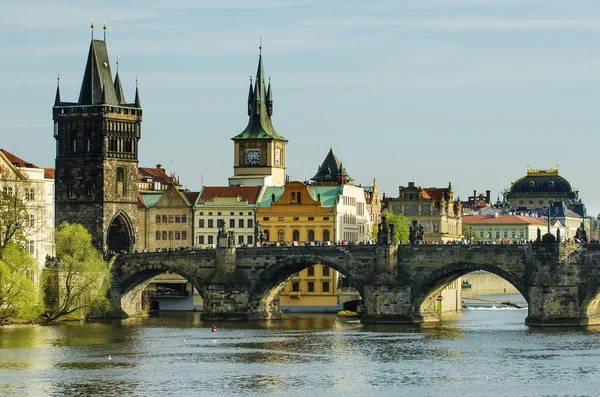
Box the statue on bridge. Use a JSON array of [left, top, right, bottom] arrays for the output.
[[377, 213, 391, 245], [575, 222, 588, 243], [409, 219, 424, 244], [255, 221, 266, 245]]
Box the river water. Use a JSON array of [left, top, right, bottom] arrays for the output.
[[1, 306, 600, 397]]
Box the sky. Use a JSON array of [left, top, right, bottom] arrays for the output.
[[2, 0, 600, 215]]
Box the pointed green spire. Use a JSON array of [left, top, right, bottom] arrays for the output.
[[266, 77, 273, 116], [247, 76, 253, 115]]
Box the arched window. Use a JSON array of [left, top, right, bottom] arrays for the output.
[[308, 229, 315, 241], [293, 229, 300, 242], [297, 192, 302, 204], [323, 229, 330, 242], [291, 192, 296, 203], [264, 230, 270, 242], [278, 230, 285, 243]]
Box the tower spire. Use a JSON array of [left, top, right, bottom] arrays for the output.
[[266, 76, 273, 116], [247, 76, 253, 115], [54, 74, 61, 106], [103, 20, 107, 41], [91, 18, 94, 40], [134, 77, 141, 108], [114, 55, 125, 104]]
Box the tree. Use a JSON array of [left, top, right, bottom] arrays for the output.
[[42, 223, 110, 322], [369, 210, 410, 244], [0, 187, 29, 250], [0, 242, 41, 323]]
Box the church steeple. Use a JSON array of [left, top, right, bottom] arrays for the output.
[[232, 47, 285, 141]]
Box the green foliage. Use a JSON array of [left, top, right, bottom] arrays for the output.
[[42, 223, 110, 322], [369, 210, 410, 244], [0, 242, 41, 323], [0, 190, 28, 250]]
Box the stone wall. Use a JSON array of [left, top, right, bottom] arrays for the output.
[[461, 272, 520, 297]]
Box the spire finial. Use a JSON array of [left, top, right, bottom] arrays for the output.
[[259, 36, 262, 55], [91, 18, 95, 39], [57, 73, 60, 87], [103, 20, 107, 41], [117, 54, 120, 73], [136, 76, 138, 88]]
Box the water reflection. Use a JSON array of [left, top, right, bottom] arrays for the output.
[[5, 310, 600, 396]]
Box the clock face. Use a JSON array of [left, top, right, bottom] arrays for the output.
[[275, 149, 281, 166], [247, 150, 260, 165]]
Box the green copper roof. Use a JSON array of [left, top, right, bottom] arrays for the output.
[[308, 186, 342, 208], [139, 192, 163, 208], [257, 186, 285, 208], [232, 53, 286, 141]]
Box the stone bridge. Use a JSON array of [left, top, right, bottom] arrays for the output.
[[109, 243, 600, 326]]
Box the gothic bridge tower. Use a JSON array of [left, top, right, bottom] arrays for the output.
[[53, 23, 142, 253], [229, 47, 287, 187]]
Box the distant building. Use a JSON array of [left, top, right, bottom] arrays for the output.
[[0, 149, 55, 273], [507, 166, 578, 211], [385, 182, 463, 242], [463, 213, 546, 242], [192, 186, 262, 247]]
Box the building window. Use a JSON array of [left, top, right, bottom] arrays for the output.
[[199, 219, 205, 228], [208, 219, 214, 228], [230, 219, 235, 228], [238, 219, 244, 228], [162, 215, 167, 223], [479, 231, 484, 238], [263, 217, 269, 221], [278, 229, 284, 242], [308, 229, 314, 241], [156, 215, 161, 223], [504, 231, 508, 238], [208, 235, 214, 244], [323, 217, 329, 221], [512, 231, 517, 238], [175, 231, 181, 240], [248, 219, 253, 228], [230, 212, 234, 216], [297, 192, 302, 204], [292, 282, 300, 292], [26, 240, 35, 255], [322, 266, 329, 276], [278, 217, 284, 221], [247, 235, 253, 245], [238, 235, 244, 245], [291, 192, 296, 203], [168, 231, 173, 240], [169, 215, 174, 223], [199, 235, 205, 244], [28, 214, 35, 227], [208, 212, 213, 216], [155, 231, 161, 240], [519, 200, 524, 205], [217, 212, 222, 216], [182, 215, 187, 223], [162, 231, 167, 240], [293, 229, 300, 241], [323, 230, 330, 242], [181, 231, 187, 240], [293, 217, 299, 221], [239, 212, 243, 216], [495, 231, 500, 239], [322, 282, 330, 292], [308, 217, 314, 221], [307, 266, 314, 276], [175, 216, 181, 223], [538, 200, 544, 205], [307, 282, 314, 292]]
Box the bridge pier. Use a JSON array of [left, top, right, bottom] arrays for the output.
[[526, 243, 586, 326]]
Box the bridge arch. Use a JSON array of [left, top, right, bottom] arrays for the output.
[[247, 253, 366, 317], [114, 260, 211, 316], [107, 210, 135, 253], [411, 261, 528, 319]]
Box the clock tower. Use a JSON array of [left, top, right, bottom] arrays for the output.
[[229, 48, 287, 187]]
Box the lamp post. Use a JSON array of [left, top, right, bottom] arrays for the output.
[[469, 225, 472, 243]]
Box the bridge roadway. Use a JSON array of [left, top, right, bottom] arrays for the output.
[[110, 242, 600, 326]]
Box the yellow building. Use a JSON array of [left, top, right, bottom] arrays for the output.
[[257, 181, 340, 311], [137, 184, 193, 252], [385, 182, 463, 242], [462, 214, 546, 243]]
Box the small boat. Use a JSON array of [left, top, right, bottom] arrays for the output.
[[337, 310, 359, 318]]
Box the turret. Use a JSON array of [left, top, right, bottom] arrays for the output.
[[266, 78, 273, 116]]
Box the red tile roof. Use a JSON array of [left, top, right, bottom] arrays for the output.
[[463, 215, 547, 225], [423, 188, 448, 201], [184, 191, 200, 205], [199, 186, 262, 204], [44, 168, 55, 179], [1, 149, 38, 168], [138, 166, 178, 186]]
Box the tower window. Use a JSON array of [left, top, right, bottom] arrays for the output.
[[116, 167, 126, 197]]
